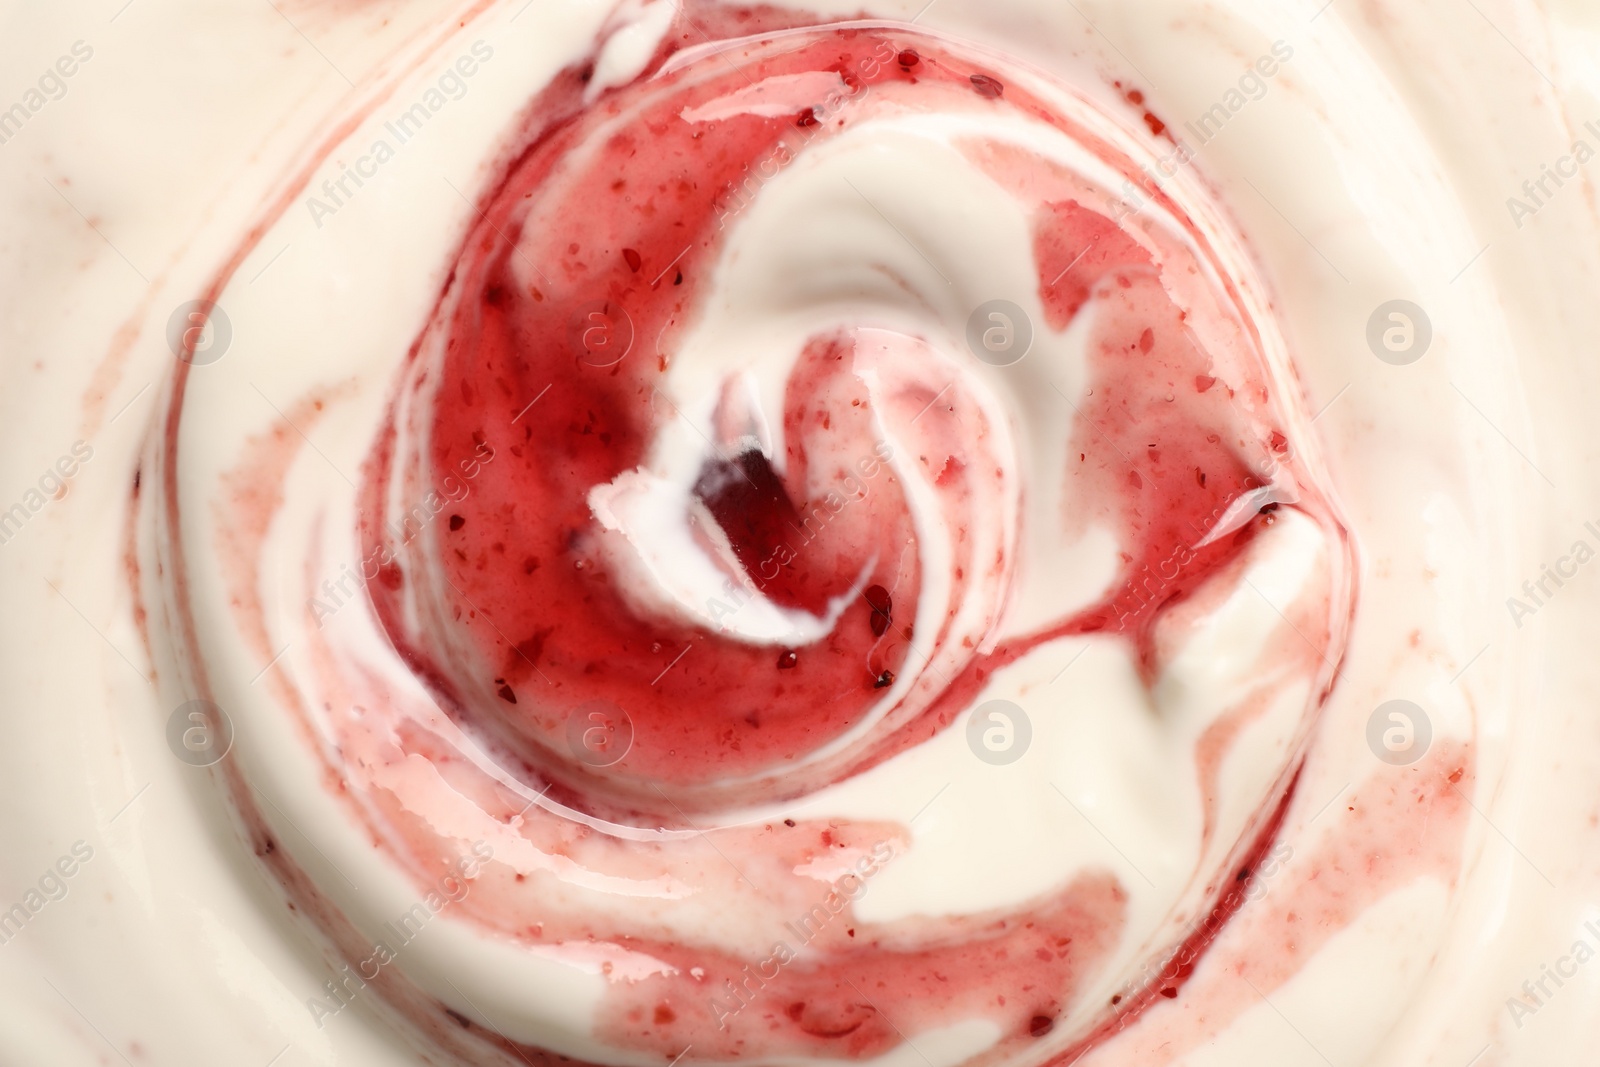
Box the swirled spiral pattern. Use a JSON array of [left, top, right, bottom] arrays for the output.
[[155, 14, 1353, 1067]]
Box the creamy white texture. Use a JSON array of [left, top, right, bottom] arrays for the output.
[[0, 1, 1593, 1066], [165, 22, 1341, 1062]]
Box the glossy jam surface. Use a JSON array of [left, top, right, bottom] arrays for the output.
[[367, 27, 1329, 810]]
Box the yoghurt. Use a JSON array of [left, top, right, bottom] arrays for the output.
[[0, 0, 1588, 1065]]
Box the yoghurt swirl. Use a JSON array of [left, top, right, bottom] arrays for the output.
[[146, 6, 1364, 1067]]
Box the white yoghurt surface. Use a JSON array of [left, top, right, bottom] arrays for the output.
[[1, 0, 1597, 1065]]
